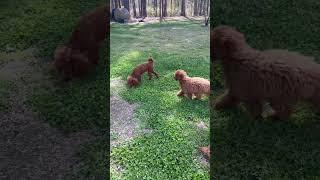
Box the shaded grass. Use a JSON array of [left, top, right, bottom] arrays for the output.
[[0, 0, 106, 57], [211, 0, 320, 178], [0, 80, 11, 112], [0, 0, 108, 178], [111, 22, 210, 178]]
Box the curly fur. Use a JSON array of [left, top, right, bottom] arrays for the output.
[[212, 25, 320, 120], [174, 70, 210, 99], [127, 57, 159, 88], [54, 4, 108, 81]]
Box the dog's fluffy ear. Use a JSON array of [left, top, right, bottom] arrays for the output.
[[175, 70, 186, 80], [220, 37, 238, 57]]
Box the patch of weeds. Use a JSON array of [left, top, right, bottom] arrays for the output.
[[67, 135, 109, 179]]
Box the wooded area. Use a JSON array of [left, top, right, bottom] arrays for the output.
[[111, 0, 210, 18]]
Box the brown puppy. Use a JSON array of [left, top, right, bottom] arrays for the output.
[[174, 70, 210, 99], [54, 4, 108, 81], [211, 25, 320, 120], [127, 57, 159, 88]]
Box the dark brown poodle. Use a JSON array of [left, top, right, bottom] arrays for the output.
[[54, 4, 108, 81], [127, 57, 159, 88], [211, 25, 320, 120], [174, 70, 210, 99]]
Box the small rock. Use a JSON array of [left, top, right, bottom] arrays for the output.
[[196, 121, 208, 130]]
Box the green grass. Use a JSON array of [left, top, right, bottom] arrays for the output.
[[211, 0, 320, 178], [0, 0, 108, 178], [111, 22, 210, 179]]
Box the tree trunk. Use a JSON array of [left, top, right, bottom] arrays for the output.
[[133, 0, 137, 17], [206, 0, 209, 16], [162, 0, 167, 17], [118, 0, 122, 8], [123, 0, 130, 11], [159, 0, 163, 22], [141, 0, 147, 17], [194, 0, 198, 16], [170, 0, 173, 16], [180, 0, 186, 16], [138, 0, 142, 17]]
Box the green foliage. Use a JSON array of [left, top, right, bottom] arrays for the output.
[[211, 0, 320, 178], [111, 22, 210, 178]]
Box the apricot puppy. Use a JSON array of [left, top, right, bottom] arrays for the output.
[[174, 70, 210, 99], [211, 25, 320, 120]]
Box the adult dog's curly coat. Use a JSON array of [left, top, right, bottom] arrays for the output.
[[127, 57, 159, 88], [54, 4, 108, 81], [211, 25, 320, 120], [174, 70, 210, 99]]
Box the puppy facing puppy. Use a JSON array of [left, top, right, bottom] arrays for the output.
[[54, 4, 108, 81], [174, 70, 210, 99], [127, 57, 159, 88], [211, 25, 320, 120]]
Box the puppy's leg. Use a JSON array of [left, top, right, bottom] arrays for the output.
[[147, 71, 153, 80], [214, 90, 240, 109], [186, 93, 193, 99], [269, 103, 292, 121], [195, 93, 202, 100], [152, 70, 159, 78], [177, 90, 184, 96], [243, 100, 263, 119]]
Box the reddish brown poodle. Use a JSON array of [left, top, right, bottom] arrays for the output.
[[127, 57, 159, 88], [174, 70, 210, 99], [211, 25, 320, 120], [54, 4, 108, 81]]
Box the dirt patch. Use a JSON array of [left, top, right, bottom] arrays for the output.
[[0, 48, 93, 179], [110, 78, 152, 148]]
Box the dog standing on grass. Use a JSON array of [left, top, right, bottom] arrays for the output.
[[54, 4, 108, 81], [211, 25, 320, 120], [127, 57, 159, 88], [174, 70, 210, 99]]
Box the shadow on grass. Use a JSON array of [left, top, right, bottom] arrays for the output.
[[212, 92, 320, 178]]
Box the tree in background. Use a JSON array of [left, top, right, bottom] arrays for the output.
[[180, 0, 185, 16], [112, 0, 210, 18], [123, 0, 130, 12]]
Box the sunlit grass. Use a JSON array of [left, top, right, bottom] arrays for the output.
[[111, 21, 210, 179]]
